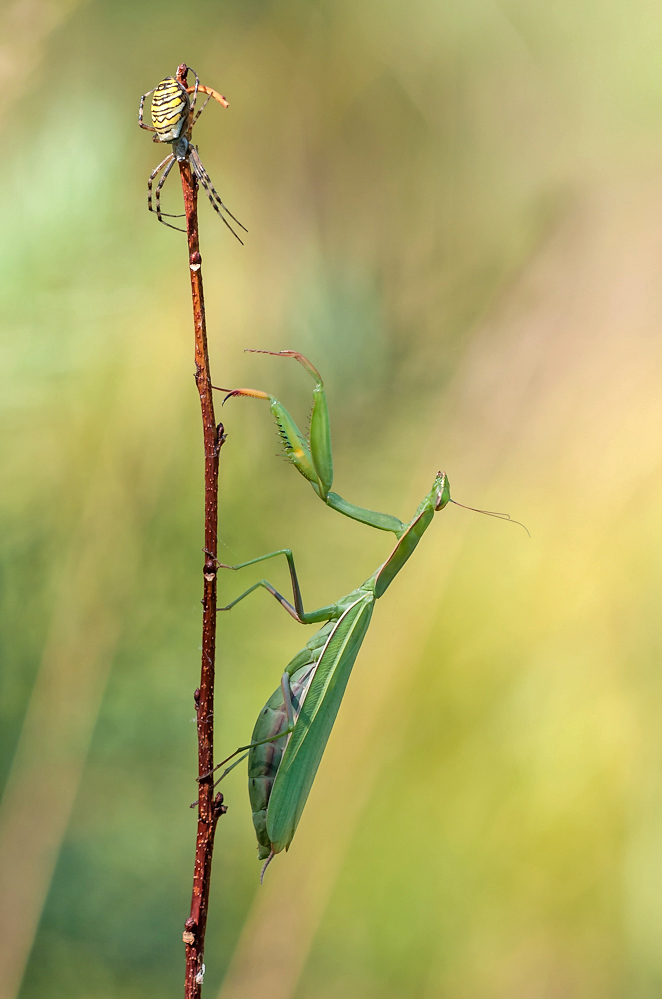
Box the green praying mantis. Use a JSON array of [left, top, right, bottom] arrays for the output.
[[209, 351, 526, 879]]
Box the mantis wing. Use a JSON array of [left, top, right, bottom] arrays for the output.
[[266, 593, 375, 854]]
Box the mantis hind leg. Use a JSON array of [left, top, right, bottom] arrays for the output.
[[206, 722, 293, 786], [190, 712, 293, 806], [207, 671, 295, 788]]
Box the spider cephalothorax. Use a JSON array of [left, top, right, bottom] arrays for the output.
[[138, 66, 246, 242]]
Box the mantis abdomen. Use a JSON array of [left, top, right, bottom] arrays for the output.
[[248, 644, 327, 859]]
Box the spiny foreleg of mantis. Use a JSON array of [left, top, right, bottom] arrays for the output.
[[215, 350, 407, 535]]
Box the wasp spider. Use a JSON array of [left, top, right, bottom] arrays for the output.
[[138, 69, 246, 243]]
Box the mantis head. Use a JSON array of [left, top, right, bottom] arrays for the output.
[[433, 471, 451, 511]]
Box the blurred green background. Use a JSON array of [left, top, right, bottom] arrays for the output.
[[2, 0, 662, 996]]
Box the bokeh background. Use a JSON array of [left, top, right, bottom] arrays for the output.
[[2, 1, 662, 997]]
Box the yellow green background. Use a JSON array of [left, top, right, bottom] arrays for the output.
[[2, 1, 662, 996]]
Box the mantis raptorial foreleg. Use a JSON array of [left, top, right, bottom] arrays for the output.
[[217, 350, 407, 536]]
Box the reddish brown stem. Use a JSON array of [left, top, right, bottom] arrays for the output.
[[175, 62, 227, 999]]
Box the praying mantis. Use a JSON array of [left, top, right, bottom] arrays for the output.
[[211, 351, 524, 878]]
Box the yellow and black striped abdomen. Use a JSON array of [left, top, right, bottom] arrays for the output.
[[150, 77, 189, 142]]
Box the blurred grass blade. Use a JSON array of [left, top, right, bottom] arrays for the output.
[[0, 358, 182, 999]]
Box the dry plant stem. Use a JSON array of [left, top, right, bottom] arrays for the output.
[[176, 63, 227, 999]]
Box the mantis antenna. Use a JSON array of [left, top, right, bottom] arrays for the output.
[[449, 499, 530, 537]]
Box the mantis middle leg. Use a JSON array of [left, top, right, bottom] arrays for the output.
[[217, 548, 338, 624]]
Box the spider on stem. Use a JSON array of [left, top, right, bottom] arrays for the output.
[[138, 68, 247, 243]]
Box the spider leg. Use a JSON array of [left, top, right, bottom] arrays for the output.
[[191, 150, 247, 231], [138, 88, 158, 132], [147, 154, 186, 232], [192, 91, 212, 127], [192, 161, 244, 243], [155, 217, 188, 234], [186, 68, 200, 120], [155, 157, 185, 226], [189, 147, 247, 243], [148, 153, 174, 214]]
